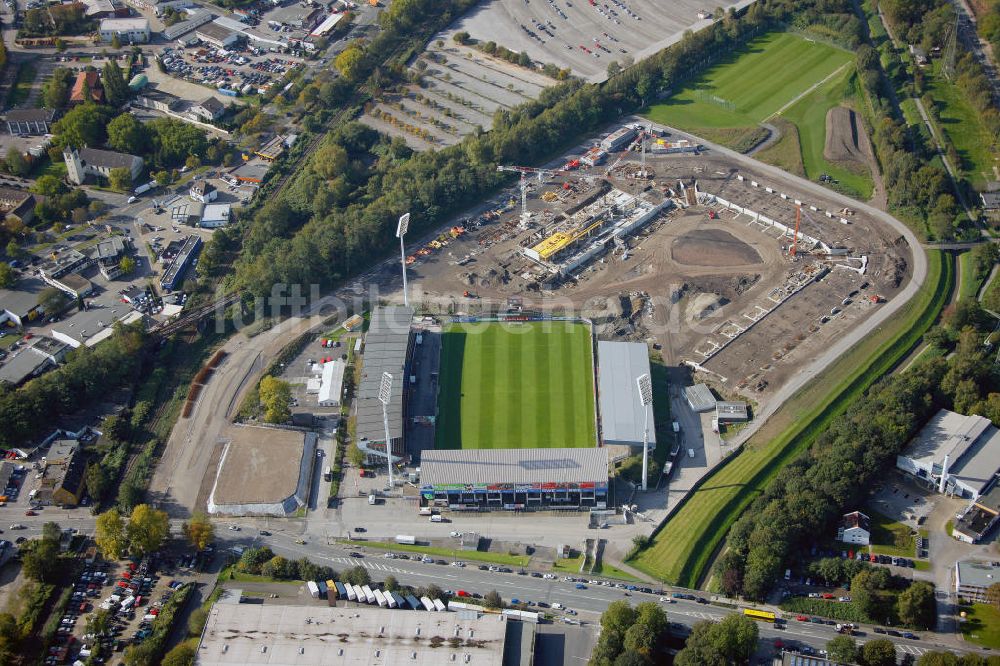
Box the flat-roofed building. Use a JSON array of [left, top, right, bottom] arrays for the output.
[[596, 340, 654, 449], [956, 560, 1000, 603], [0, 277, 47, 326], [954, 482, 1000, 543], [317, 358, 344, 408], [91, 236, 129, 280], [190, 96, 224, 121], [897, 409, 1000, 499], [683, 383, 716, 412], [355, 306, 412, 464], [196, 22, 238, 48], [420, 448, 609, 511], [716, 401, 748, 423], [99, 17, 151, 43], [196, 602, 518, 666], [4, 108, 56, 135]]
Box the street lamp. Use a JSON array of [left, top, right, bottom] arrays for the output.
[[396, 213, 410, 308], [636, 373, 653, 491], [378, 371, 395, 491]]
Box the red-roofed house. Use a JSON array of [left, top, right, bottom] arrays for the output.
[[837, 511, 871, 545], [70, 71, 103, 105]]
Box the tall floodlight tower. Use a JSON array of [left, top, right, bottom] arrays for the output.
[[636, 373, 653, 491], [379, 371, 395, 491], [396, 213, 410, 307]]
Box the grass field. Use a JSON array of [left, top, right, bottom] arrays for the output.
[[924, 63, 998, 190], [779, 68, 873, 199], [435, 321, 596, 449], [628, 251, 953, 585], [960, 604, 1000, 648], [959, 250, 987, 301], [868, 509, 916, 557]]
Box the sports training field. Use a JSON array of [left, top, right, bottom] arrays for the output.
[[643, 32, 853, 130], [435, 321, 597, 450]]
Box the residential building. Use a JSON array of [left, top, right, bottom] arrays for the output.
[[4, 108, 56, 135], [954, 482, 1000, 543], [200, 203, 231, 228], [956, 560, 1000, 603], [64, 146, 143, 186], [897, 409, 1000, 499], [98, 17, 151, 43], [0, 187, 37, 226], [836, 511, 871, 545], [981, 191, 1000, 224], [189, 181, 217, 203], [189, 96, 224, 121], [196, 22, 239, 48], [36, 440, 87, 506], [69, 71, 103, 105]]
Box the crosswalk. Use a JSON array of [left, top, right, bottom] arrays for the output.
[[329, 557, 407, 574]]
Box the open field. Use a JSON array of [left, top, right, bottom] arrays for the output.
[[435, 321, 596, 450], [924, 63, 999, 190], [779, 67, 873, 199], [628, 250, 952, 586], [960, 604, 1000, 648], [959, 250, 987, 301], [643, 33, 853, 137], [867, 508, 916, 557]]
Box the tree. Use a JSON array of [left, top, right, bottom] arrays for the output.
[[161, 640, 197, 666], [103, 60, 128, 106], [237, 546, 273, 574], [334, 44, 364, 81], [126, 504, 170, 556], [861, 639, 897, 666], [187, 608, 209, 636], [601, 600, 637, 635], [21, 538, 59, 582], [453, 31, 470, 44], [182, 512, 214, 551], [109, 167, 133, 192], [258, 375, 292, 423], [42, 67, 73, 108], [826, 635, 857, 663], [101, 413, 130, 442], [95, 508, 126, 559], [52, 104, 113, 148], [111, 33, 121, 50], [38, 287, 67, 315], [347, 442, 365, 467], [86, 464, 111, 501], [148, 117, 208, 167], [41, 521, 61, 543], [118, 256, 136, 275], [5, 148, 28, 177], [107, 113, 149, 154], [383, 575, 399, 592], [483, 590, 502, 609], [341, 565, 370, 586], [0, 263, 13, 289], [607, 61, 622, 77], [86, 609, 111, 637], [898, 581, 936, 630], [675, 613, 758, 666]]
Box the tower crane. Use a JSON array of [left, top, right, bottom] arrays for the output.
[[496, 165, 602, 227]]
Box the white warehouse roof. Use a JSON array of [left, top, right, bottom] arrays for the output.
[[596, 341, 655, 447], [196, 602, 510, 666]]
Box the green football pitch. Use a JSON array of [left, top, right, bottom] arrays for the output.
[[643, 32, 853, 129], [434, 321, 597, 449]]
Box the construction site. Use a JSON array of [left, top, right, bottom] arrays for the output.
[[402, 122, 912, 406]]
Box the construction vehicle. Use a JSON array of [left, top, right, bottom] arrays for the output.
[[368, 0, 378, 5], [708, 210, 717, 220]]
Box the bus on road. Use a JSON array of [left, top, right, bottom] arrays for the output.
[[743, 608, 776, 623]]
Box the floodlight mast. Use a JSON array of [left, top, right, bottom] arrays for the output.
[[396, 213, 410, 307], [379, 371, 395, 491], [637, 374, 653, 491]]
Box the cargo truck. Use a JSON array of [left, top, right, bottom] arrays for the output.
[[420, 596, 435, 611], [307, 581, 320, 598], [395, 535, 416, 545], [374, 589, 388, 607]]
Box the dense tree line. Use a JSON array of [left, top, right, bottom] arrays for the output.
[[713, 307, 999, 601], [0, 322, 146, 448], [674, 613, 758, 666], [589, 600, 670, 666]]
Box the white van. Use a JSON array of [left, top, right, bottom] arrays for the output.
[[429, 515, 443, 523], [419, 507, 432, 516], [368, 494, 376, 505], [687, 449, 695, 458]]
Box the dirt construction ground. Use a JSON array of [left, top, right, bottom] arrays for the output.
[[400, 133, 911, 409]]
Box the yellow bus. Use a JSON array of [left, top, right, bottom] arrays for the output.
[[743, 608, 777, 622]]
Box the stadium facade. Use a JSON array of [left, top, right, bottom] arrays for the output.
[[419, 448, 609, 511]]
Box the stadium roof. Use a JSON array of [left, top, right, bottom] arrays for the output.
[[684, 383, 716, 412], [596, 341, 655, 447], [196, 602, 511, 666], [356, 306, 412, 445], [420, 448, 608, 487]]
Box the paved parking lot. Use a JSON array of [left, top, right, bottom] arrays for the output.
[[160, 44, 302, 98]]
